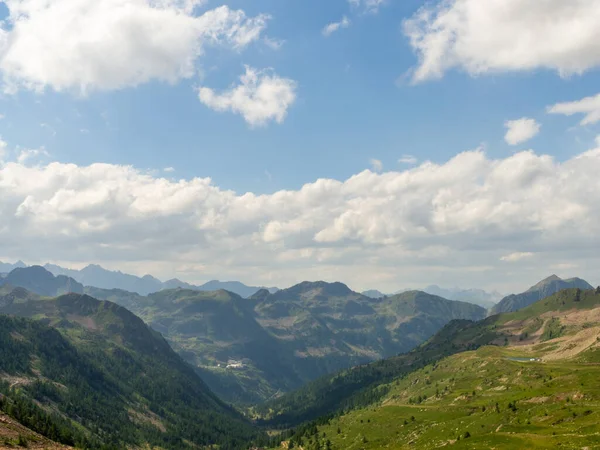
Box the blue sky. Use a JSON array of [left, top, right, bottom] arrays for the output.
[[2, 0, 598, 193], [1, 0, 600, 292]]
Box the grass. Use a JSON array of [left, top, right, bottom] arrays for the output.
[[279, 345, 600, 449]]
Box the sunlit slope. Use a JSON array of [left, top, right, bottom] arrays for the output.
[[302, 346, 600, 449]]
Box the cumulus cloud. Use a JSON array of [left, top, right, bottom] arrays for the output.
[[403, 0, 600, 83], [548, 93, 600, 126], [504, 118, 541, 146], [0, 0, 269, 93], [501, 252, 534, 262], [322, 16, 351, 37], [198, 66, 297, 126], [2, 143, 600, 290]]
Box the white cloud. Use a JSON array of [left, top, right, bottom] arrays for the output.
[[348, 0, 386, 14], [16, 148, 50, 165], [322, 16, 351, 37], [198, 66, 297, 126], [369, 159, 383, 172], [504, 118, 541, 146], [398, 155, 418, 165], [501, 252, 534, 262], [0, 0, 269, 93], [164, 167, 176, 173], [403, 0, 600, 83], [2, 143, 600, 290], [547, 93, 600, 126]]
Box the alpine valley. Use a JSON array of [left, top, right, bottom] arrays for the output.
[[1, 262, 599, 449]]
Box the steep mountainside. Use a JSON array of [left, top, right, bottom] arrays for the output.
[[258, 286, 600, 429], [0, 288, 261, 449], [0, 266, 83, 296], [490, 275, 593, 315], [273, 286, 600, 450]]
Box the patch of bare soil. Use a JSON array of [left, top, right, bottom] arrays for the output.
[[542, 327, 600, 361], [128, 407, 167, 433], [66, 315, 98, 331]]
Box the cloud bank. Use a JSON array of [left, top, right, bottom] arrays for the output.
[[2, 142, 600, 291]]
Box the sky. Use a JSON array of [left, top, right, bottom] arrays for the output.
[[1, 0, 600, 293]]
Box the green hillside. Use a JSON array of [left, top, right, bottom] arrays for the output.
[[0, 288, 262, 449], [263, 287, 600, 449], [289, 346, 600, 449]]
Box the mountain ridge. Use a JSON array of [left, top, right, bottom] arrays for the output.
[[0, 261, 279, 297]]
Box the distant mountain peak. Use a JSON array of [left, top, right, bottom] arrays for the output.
[[1, 265, 83, 297], [289, 281, 354, 296], [249, 288, 271, 301], [527, 274, 563, 292], [541, 274, 561, 283], [362, 289, 385, 299]]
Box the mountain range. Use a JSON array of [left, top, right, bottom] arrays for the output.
[[1, 260, 278, 297], [2, 266, 487, 405], [2, 260, 506, 310], [1, 263, 599, 449]]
